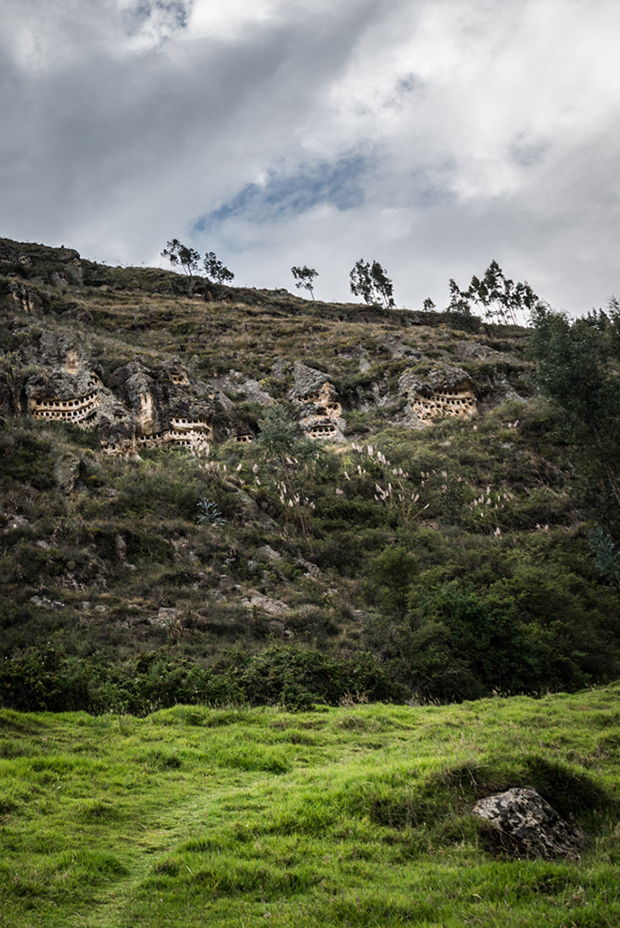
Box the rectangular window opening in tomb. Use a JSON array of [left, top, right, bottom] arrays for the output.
[[309, 424, 338, 438]]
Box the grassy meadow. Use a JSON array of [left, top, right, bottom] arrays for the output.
[[2, 686, 620, 927]]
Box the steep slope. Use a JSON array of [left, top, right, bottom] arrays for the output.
[[1, 237, 618, 709]]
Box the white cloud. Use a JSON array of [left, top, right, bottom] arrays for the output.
[[188, 0, 281, 40], [0, 0, 619, 313]]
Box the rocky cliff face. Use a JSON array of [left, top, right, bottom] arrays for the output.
[[0, 327, 215, 456], [0, 324, 517, 453], [0, 235, 532, 453]]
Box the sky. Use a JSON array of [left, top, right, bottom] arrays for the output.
[[1, 0, 619, 315]]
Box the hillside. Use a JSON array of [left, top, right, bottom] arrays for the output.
[[1, 236, 619, 709]]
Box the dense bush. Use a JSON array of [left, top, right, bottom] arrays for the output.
[[363, 553, 620, 702], [0, 431, 55, 490], [0, 645, 396, 714]]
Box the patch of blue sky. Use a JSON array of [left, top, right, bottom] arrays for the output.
[[193, 153, 369, 234]]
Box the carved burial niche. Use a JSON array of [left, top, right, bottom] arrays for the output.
[[411, 386, 476, 423]]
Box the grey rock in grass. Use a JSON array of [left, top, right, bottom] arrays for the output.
[[241, 591, 291, 616], [148, 607, 183, 627], [377, 334, 422, 360], [54, 452, 88, 497], [259, 544, 282, 561], [398, 364, 473, 398], [472, 787, 584, 860]]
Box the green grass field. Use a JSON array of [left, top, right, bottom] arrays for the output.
[[2, 686, 620, 927]]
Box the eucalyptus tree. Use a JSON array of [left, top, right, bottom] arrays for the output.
[[161, 239, 201, 296], [204, 252, 234, 285], [291, 265, 318, 300], [529, 299, 620, 525], [350, 259, 395, 309], [449, 260, 538, 325]]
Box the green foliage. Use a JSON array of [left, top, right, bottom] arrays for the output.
[[361, 534, 620, 703], [291, 265, 318, 299], [416, 584, 534, 696], [0, 646, 90, 712], [257, 405, 309, 458], [529, 302, 620, 527], [367, 546, 418, 618], [197, 498, 226, 525], [204, 251, 234, 285], [0, 645, 392, 714], [227, 645, 391, 709], [589, 526, 620, 585], [350, 259, 395, 308], [0, 430, 55, 490]]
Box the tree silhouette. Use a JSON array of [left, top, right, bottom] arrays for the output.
[[291, 266, 318, 300], [161, 239, 201, 296], [204, 252, 234, 285], [350, 259, 395, 308], [450, 261, 538, 325]]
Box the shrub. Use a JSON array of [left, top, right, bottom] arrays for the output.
[[0, 431, 55, 490], [366, 546, 418, 618], [0, 645, 395, 714], [231, 646, 394, 709]]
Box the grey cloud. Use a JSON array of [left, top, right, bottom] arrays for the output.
[[509, 136, 550, 168], [383, 73, 425, 110], [0, 0, 618, 315], [0, 0, 385, 240], [124, 1, 194, 37]]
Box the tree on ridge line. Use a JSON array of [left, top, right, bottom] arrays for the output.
[[350, 259, 395, 309], [291, 266, 318, 300], [161, 240, 234, 295]]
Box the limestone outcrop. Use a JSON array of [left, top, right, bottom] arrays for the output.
[[0, 330, 216, 456], [290, 362, 346, 440], [210, 370, 275, 442], [101, 360, 214, 454], [398, 365, 477, 426], [212, 370, 274, 409]]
